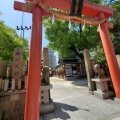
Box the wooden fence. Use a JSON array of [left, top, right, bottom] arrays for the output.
[[0, 77, 27, 92], [0, 48, 27, 92]]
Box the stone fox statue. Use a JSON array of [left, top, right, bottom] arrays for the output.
[[93, 64, 106, 78], [41, 66, 50, 85]]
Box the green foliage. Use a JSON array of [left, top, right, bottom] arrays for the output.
[[110, 13, 120, 54], [89, 0, 102, 4], [110, 0, 120, 55], [92, 44, 106, 63], [0, 21, 29, 62], [43, 18, 99, 58]]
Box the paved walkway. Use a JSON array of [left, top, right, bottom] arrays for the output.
[[41, 77, 120, 120]]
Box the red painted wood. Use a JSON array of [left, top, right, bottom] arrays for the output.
[[14, 1, 113, 29], [14, 1, 33, 13], [98, 12, 120, 99], [43, 0, 116, 18], [24, 0, 116, 18], [24, 5, 42, 120]]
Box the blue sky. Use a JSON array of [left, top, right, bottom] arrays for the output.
[[0, 0, 49, 48]]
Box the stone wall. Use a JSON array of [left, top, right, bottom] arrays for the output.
[[0, 90, 26, 120]]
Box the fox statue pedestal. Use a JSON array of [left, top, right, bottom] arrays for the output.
[[40, 84, 54, 115], [91, 78, 114, 99], [40, 66, 54, 115]]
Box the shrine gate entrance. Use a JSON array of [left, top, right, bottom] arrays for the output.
[[14, 0, 120, 120]]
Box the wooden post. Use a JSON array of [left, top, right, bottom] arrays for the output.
[[7, 63, 13, 79], [4, 79, 9, 91], [81, 62, 86, 76], [83, 49, 96, 93], [0, 78, 2, 91], [12, 79, 16, 91], [24, 4, 42, 120], [98, 12, 120, 98], [80, 64, 82, 76], [64, 64, 66, 78], [2, 79, 4, 90], [18, 79, 22, 90], [24, 75, 27, 89], [0, 60, 7, 78]]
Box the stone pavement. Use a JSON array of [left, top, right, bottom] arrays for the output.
[[40, 77, 120, 120]]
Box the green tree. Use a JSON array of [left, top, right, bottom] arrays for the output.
[[0, 21, 29, 62], [110, 0, 120, 54], [43, 18, 99, 59]]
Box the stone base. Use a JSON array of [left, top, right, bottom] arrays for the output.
[[40, 99, 54, 115], [93, 91, 114, 99], [114, 98, 120, 103], [0, 90, 26, 120]]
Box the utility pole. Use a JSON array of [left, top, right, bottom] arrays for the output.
[[16, 26, 31, 50]]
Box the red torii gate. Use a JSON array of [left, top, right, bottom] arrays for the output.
[[14, 0, 120, 120]]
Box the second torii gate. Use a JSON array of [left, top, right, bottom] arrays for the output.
[[14, 0, 120, 120]]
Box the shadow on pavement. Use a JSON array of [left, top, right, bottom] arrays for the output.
[[71, 80, 88, 87], [53, 102, 89, 120], [69, 78, 88, 87], [54, 102, 78, 120]]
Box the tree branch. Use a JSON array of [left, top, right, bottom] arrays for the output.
[[68, 43, 84, 59]]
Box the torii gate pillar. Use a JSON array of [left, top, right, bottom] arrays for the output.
[[98, 12, 120, 98], [24, 4, 42, 120]]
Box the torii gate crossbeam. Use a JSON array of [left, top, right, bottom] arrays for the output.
[[14, 0, 120, 120], [14, 1, 114, 29]]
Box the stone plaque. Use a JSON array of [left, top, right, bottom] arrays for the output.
[[12, 48, 23, 79]]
